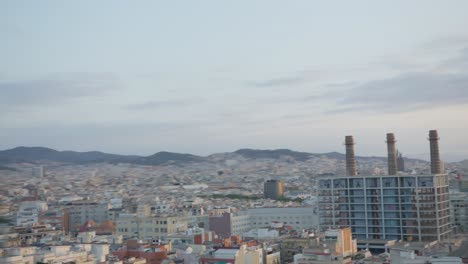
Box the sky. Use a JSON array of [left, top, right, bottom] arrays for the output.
[[1, 1, 468, 161]]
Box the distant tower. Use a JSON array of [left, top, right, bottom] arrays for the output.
[[345, 136, 357, 176], [386, 133, 398, 176], [264, 180, 284, 199], [429, 130, 442, 174], [397, 151, 405, 172], [39, 166, 45, 177]]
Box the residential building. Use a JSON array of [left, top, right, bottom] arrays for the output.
[[234, 244, 264, 264], [450, 191, 468, 234], [63, 201, 110, 233], [112, 239, 171, 264], [0, 244, 110, 264], [116, 213, 188, 240], [248, 207, 319, 231], [38, 207, 69, 232], [291, 228, 356, 264], [16, 201, 48, 227], [208, 210, 250, 239], [317, 174, 451, 244]]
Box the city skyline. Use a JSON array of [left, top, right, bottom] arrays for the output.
[[2, 1, 468, 161]]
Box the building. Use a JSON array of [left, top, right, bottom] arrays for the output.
[[264, 180, 284, 199], [397, 151, 405, 172], [323, 227, 357, 258], [234, 244, 264, 264], [38, 207, 69, 232], [63, 201, 110, 233], [318, 174, 451, 243], [450, 191, 468, 234], [389, 243, 463, 264], [209, 210, 250, 239], [198, 244, 269, 264], [116, 213, 188, 240], [16, 201, 48, 227], [318, 131, 451, 249], [0, 244, 109, 264], [112, 239, 170, 264], [248, 207, 319, 231], [280, 237, 317, 263]]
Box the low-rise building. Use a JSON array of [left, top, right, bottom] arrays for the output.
[[116, 213, 188, 240], [248, 207, 318, 231], [0, 244, 110, 264], [112, 239, 171, 264]]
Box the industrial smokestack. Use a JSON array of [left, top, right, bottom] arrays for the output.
[[429, 130, 442, 174], [345, 136, 357, 176], [386, 133, 398, 175]]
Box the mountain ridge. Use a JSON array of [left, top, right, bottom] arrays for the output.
[[0, 146, 431, 166]]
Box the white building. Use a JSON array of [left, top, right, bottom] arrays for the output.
[[231, 210, 250, 236], [389, 247, 462, 264], [449, 191, 468, 233], [248, 207, 319, 231], [63, 201, 110, 232], [16, 201, 48, 226], [0, 244, 110, 264], [243, 228, 279, 239], [116, 213, 188, 240]]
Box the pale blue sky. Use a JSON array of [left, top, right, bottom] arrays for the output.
[[1, 1, 468, 161]]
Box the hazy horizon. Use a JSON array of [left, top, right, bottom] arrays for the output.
[[1, 143, 465, 163], [2, 1, 468, 162]]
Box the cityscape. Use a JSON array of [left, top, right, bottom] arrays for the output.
[[1, 130, 468, 263], [2, 1, 468, 264]]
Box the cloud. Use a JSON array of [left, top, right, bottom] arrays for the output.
[[247, 75, 308, 87], [320, 47, 468, 114], [246, 70, 324, 88], [124, 100, 188, 110], [0, 72, 119, 111]]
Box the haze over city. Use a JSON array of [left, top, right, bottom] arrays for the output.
[[4, 2, 468, 264], [2, 1, 468, 161]]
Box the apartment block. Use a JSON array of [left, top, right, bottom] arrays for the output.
[[116, 213, 188, 240], [16, 201, 48, 227], [248, 207, 319, 231], [63, 201, 110, 233], [450, 191, 468, 234], [209, 211, 250, 239], [317, 174, 451, 243]]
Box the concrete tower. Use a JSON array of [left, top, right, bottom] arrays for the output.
[[429, 130, 442, 174], [386, 133, 398, 175], [345, 136, 357, 176]]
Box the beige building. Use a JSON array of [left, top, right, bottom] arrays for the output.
[[0, 244, 109, 264], [235, 245, 264, 264], [116, 213, 188, 240]]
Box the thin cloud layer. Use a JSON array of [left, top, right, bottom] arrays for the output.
[[323, 47, 468, 113], [0, 73, 119, 111], [246, 70, 324, 88], [124, 100, 188, 110]]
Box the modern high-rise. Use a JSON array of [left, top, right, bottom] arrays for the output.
[[318, 131, 451, 245], [317, 174, 451, 242], [264, 180, 284, 199]]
